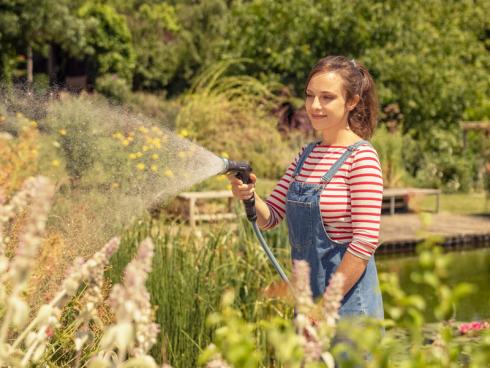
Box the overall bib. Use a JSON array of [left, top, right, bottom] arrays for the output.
[[286, 140, 384, 319]]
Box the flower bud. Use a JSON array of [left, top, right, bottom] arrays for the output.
[[10, 296, 29, 328]]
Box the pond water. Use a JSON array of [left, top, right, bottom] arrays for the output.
[[377, 247, 490, 322]]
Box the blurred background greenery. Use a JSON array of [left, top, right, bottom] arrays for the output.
[[1, 0, 490, 193]]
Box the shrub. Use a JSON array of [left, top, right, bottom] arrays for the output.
[[371, 124, 408, 188], [0, 111, 40, 195], [95, 74, 131, 103], [403, 127, 476, 192]]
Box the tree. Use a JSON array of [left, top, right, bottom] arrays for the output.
[[78, 3, 135, 84], [128, 2, 181, 91], [0, 0, 86, 84]]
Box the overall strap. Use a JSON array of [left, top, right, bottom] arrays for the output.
[[320, 140, 369, 183], [292, 141, 321, 178]]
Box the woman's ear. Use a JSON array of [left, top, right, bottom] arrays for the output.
[[347, 95, 360, 111]]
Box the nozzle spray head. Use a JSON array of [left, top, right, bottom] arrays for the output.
[[219, 158, 252, 179], [219, 157, 257, 222]]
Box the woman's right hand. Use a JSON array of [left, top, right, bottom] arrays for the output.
[[226, 173, 257, 201]]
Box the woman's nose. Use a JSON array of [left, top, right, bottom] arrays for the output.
[[311, 96, 321, 110]]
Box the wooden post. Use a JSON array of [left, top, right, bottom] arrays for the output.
[[189, 197, 196, 228]]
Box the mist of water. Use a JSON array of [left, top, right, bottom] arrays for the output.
[[0, 86, 227, 255]]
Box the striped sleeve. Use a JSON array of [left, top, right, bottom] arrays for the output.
[[346, 145, 383, 259], [261, 146, 306, 230]]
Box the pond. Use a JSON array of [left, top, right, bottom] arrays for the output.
[[377, 247, 490, 322]]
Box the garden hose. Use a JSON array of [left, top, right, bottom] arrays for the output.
[[219, 158, 290, 284]]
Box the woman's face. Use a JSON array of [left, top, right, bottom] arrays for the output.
[[305, 71, 355, 134]]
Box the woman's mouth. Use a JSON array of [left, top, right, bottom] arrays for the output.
[[311, 114, 327, 119]]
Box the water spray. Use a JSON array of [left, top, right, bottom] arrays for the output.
[[218, 158, 290, 284]]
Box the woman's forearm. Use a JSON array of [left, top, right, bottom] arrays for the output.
[[335, 252, 369, 297], [252, 193, 272, 229]]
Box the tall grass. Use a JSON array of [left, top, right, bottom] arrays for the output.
[[108, 213, 293, 367]]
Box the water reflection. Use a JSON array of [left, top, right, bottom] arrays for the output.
[[377, 247, 490, 322]]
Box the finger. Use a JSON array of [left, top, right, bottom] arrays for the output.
[[249, 173, 257, 184], [226, 174, 242, 185], [238, 187, 254, 198]]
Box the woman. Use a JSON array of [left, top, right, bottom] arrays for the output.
[[228, 56, 384, 320]]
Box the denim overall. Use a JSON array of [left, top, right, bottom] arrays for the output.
[[286, 140, 384, 319]]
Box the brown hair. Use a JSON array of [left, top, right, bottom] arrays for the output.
[[304, 56, 379, 139]]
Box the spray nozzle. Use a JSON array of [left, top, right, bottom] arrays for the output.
[[219, 158, 257, 222], [220, 159, 252, 178]]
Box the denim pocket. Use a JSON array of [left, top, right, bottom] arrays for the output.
[[286, 199, 313, 253]]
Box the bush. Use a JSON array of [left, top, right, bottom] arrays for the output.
[[95, 74, 131, 103], [371, 124, 408, 188], [403, 127, 477, 192]]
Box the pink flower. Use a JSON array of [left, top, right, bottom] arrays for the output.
[[459, 321, 490, 335]]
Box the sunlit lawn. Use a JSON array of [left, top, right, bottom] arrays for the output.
[[420, 192, 489, 215]]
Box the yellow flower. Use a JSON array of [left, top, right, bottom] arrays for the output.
[[0, 115, 5, 122], [178, 129, 189, 138], [135, 152, 143, 158], [53, 141, 60, 148], [30, 120, 37, 128], [136, 163, 145, 171], [128, 153, 137, 159], [177, 151, 187, 159], [59, 129, 67, 136], [122, 139, 130, 146], [138, 126, 149, 134], [151, 153, 159, 160], [151, 164, 158, 172], [16, 112, 23, 118], [51, 159, 60, 167], [142, 145, 149, 152], [226, 184, 232, 190], [221, 151, 229, 159], [128, 136, 134, 142], [113, 132, 124, 140], [111, 182, 120, 189], [163, 169, 174, 178]]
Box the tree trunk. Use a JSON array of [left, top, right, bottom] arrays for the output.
[[27, 45, 33, 85]]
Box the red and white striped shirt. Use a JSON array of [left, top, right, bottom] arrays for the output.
[[263, 143, 383, 260]]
